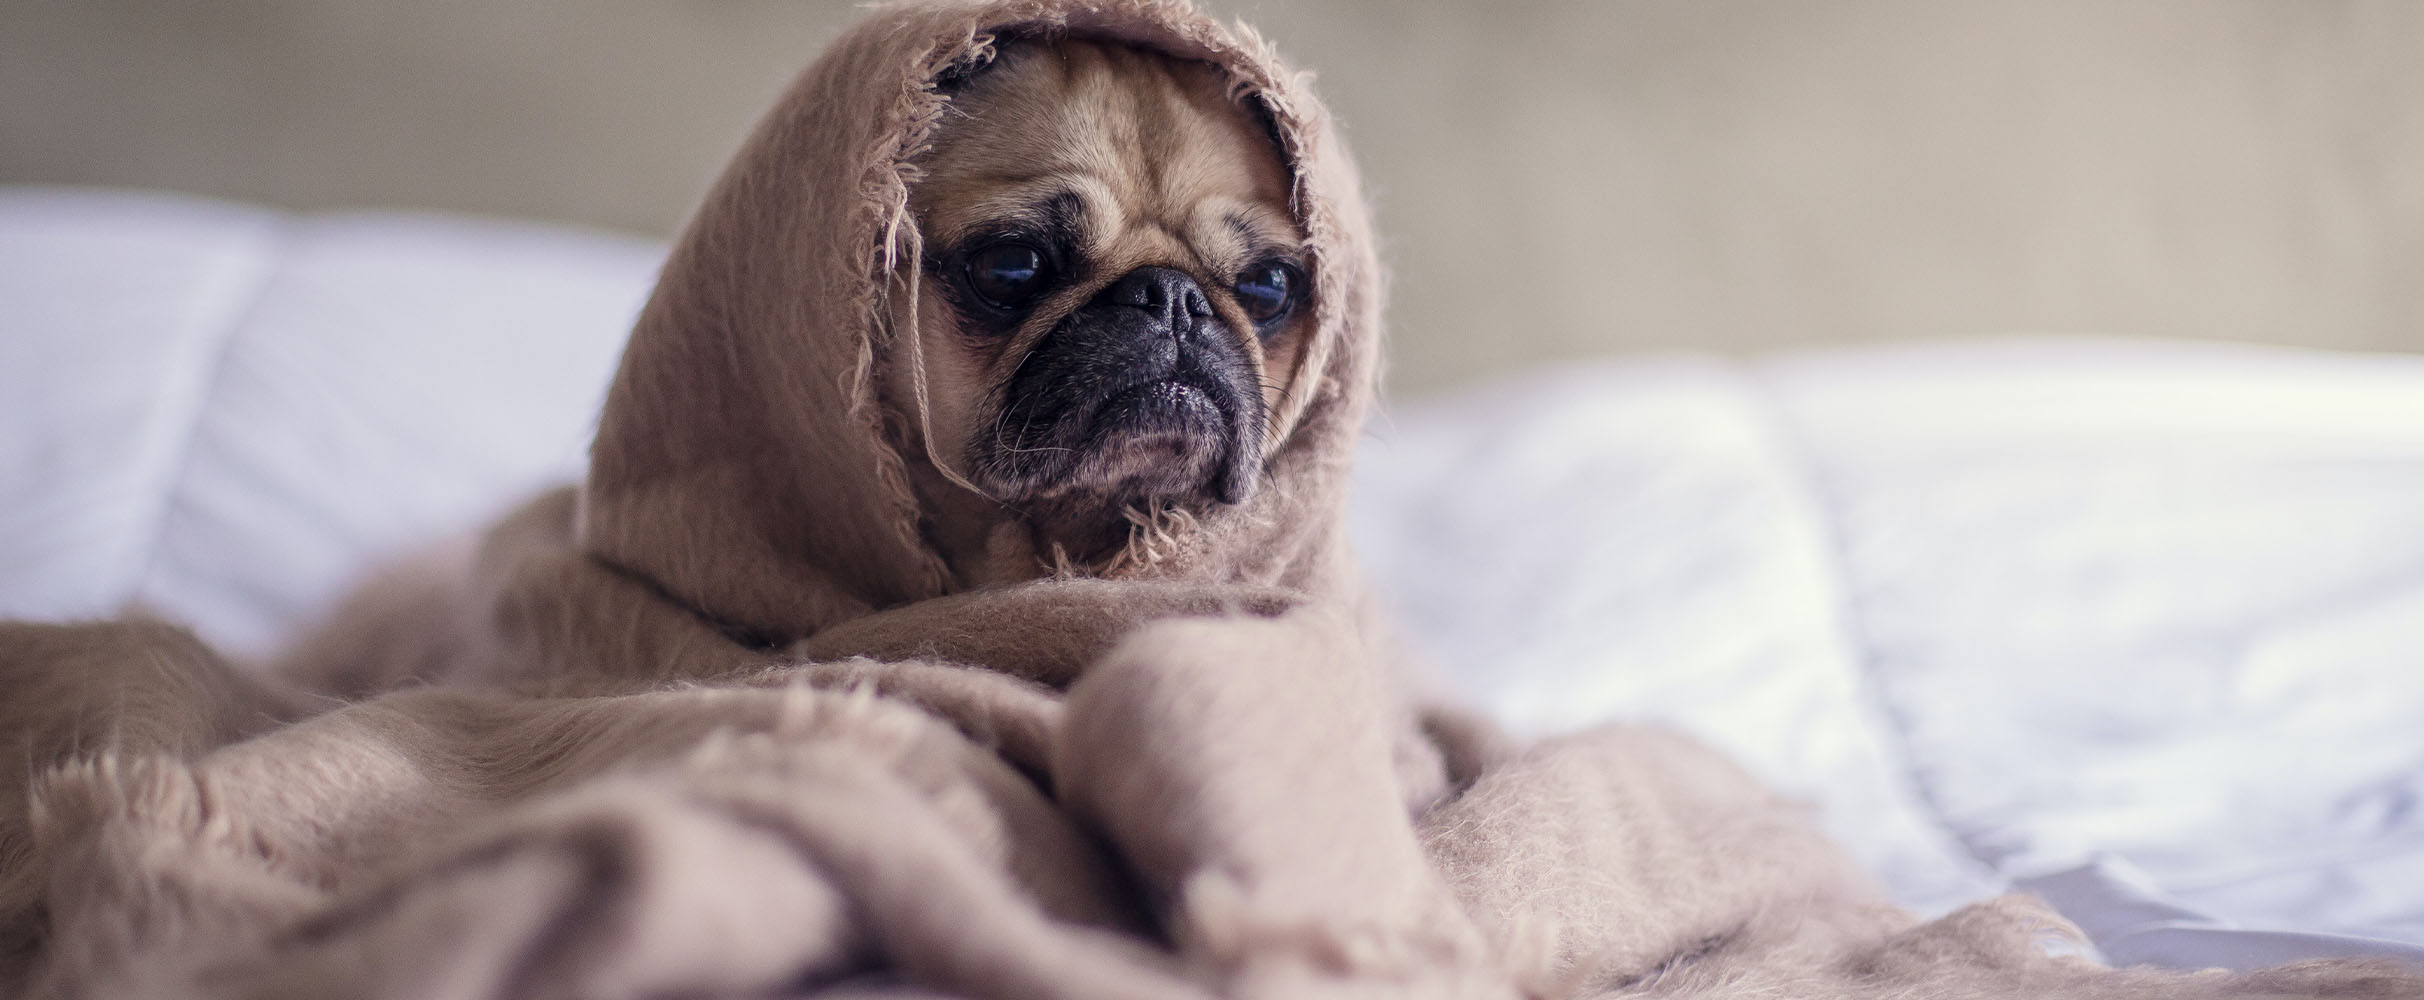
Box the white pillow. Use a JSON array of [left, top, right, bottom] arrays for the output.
[[0, 187, 659, 657]]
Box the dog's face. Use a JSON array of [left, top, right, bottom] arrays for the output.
[[902, 39, 1310, 559]]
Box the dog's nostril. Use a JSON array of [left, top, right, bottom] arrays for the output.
[[1112, 275, 1158, 309]]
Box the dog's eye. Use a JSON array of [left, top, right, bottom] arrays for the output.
[[1234, 261, 1301, 326], [966, 242, 1053, 310]]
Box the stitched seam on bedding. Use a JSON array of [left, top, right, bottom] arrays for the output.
[[124, 214, 295, 619], [1734, 357, 2008, 887]]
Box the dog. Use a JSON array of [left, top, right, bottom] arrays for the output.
[[252, 33, 1335, 695], [889, 38, 1314, 576]]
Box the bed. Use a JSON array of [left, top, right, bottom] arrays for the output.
[[5, 186, 2419, 971]]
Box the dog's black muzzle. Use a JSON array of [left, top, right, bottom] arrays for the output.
[[978, 266, 1265, 507]]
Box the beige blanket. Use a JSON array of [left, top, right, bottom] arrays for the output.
[[5, 1, 2421, 997]]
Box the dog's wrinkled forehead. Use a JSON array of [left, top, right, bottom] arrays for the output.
[[915, 38, 1300, 285]]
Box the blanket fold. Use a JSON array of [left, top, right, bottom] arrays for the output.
[[5, 1, 2421, 998]]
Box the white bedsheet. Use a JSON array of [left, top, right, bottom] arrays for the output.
[[1355, 342, 2424, 968], [5, 187, 2420, 972]]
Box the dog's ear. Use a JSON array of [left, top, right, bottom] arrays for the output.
[[1242, 94, 1288, 163], [933, 41, 1004, 95]]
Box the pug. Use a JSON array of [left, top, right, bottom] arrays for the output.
[[889, 38, 1314, 578]]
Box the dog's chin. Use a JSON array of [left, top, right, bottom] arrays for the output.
[[1063, 378, 1232, 499], [977, 378, 1241, 549], [968, 365, 1265, 556]]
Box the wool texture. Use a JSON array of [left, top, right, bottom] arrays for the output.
[[4, 1, 2421, 998]]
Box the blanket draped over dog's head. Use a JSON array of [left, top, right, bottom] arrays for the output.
[[580, 0, 1381, 645], [5, 1, 2424, 999]]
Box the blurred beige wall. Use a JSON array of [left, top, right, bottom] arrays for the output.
[[5, 1, 2420, 394]]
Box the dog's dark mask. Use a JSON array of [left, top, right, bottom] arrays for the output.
[[963, 260, 1271, 529]]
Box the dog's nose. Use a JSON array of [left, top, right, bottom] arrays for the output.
[[1103, 267, 1213, 327]]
